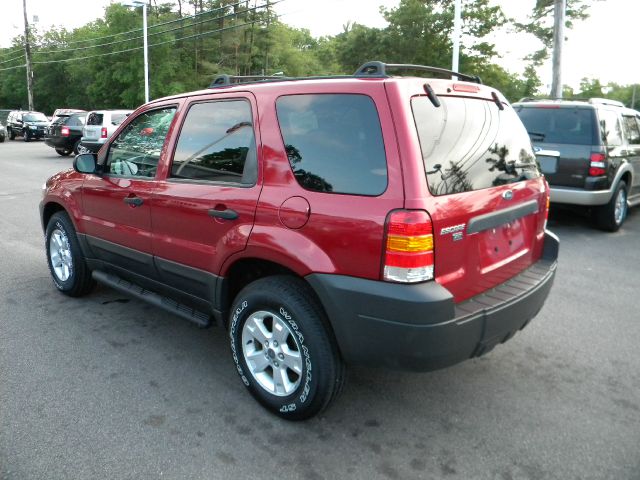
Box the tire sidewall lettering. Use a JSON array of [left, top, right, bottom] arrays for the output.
[[231, 299, 314, 414]]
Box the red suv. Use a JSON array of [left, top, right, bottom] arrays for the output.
[[40, 62, 559, 420]]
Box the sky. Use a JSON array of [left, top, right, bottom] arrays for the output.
[[1, 0, 639, 91]]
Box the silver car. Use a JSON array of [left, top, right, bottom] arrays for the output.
[[79, 109, 132, 153]]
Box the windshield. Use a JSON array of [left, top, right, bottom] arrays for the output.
[[412, 95, 541, 196], [24, 113, 48, 122]]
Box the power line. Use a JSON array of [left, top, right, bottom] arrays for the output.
[[30, 20, 254, 66], [34, 0, 258, 52], [0, 2, 282, 73], [32, 3, 271, 56]]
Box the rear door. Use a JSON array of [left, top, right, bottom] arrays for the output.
[[83, 112, 104, 141], [409, 89, 547, 302], [150, 94, 261, 299], [515, 104, 597, 187]]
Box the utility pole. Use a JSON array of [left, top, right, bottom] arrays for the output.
[[550, 0, 565, 99], [22, 0, 34, 110], [631, 84, 637, 109]]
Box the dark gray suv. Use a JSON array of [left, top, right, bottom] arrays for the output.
[[514, 98, 640, 231]]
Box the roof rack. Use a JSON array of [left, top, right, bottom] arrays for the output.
[[517, 97, 627, 108], [588, 98, 625, 108], [353, 61, 482, 84], [208, 60, 482, 88]]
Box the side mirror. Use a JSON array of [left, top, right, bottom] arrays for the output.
[[16, 119, 23, 124], [73, 153, 98, 174]]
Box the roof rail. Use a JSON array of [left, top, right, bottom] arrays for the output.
[[353, 61, 482, 84], [209, 73, 291, 88], [588, 97, 625, 108]]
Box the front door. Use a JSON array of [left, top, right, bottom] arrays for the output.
[[151, 95, 261, 301], [81, 106, 178, 278]]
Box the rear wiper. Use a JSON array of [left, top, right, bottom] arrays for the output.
[[527, 131, 545, 140]]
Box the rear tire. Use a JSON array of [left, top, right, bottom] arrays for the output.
[[55, 147, 72, 156], [229, 275, 345, 420], [594, 181, 628, 232], [45, 212, 95, 297], [73, 139, 82, 155]]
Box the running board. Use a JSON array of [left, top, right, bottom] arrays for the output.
[[628, 194, 640, 208], [92, 270, 212, 328]]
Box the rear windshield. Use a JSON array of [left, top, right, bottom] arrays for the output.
[[515, 106, 596, 145], [24, 113, 48, 122], [412, 96, 540, 196], [87, 113, 104, 125]]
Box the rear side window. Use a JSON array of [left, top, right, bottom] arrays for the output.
[[597, 109, 623, 146], [622, 115, 640, 144], [515, 106, 596, 145], [87, 113, 104, 126], [171, 100, 256, 184], [276, 94, 387, 195], [413, 96, 541, 196]]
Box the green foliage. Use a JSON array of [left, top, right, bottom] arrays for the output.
[[0, 0, 626, 112]]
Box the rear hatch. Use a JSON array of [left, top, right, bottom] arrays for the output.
[[83, 112, 104, 141], [514, 104, 598, 187], [47, 115, 70, 137], [401, 82, 548, 302]]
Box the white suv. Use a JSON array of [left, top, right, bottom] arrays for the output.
[[79, 110, 132, 153]]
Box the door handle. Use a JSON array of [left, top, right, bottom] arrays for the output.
[[208, 208, 239, 220], [123, 196, 143, 207]]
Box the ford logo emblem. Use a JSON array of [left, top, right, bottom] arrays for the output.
[[502, 190, 514, 200]]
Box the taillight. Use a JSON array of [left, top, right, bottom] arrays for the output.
[[383, 210, 434, 283], [61, 126, 70, 137], [101, 127, 108, 139], [589, 152, 606, 176]]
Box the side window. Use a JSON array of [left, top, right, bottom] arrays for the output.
[[598, 109, 623, 146], [106, 107, 176, 178], [170, 100, 256, 184], [275, 94, 387, 195], [622, 115, 640, 145]]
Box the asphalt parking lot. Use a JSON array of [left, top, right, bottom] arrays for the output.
[[1, 140, 638, 480]]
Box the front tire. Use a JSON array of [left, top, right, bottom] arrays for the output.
[[595, 180, 628, 232], [45, 212, 95, 296], [8, 128, 15, 140], [229, 276, 345, 420], [23, 131, 30, 142]]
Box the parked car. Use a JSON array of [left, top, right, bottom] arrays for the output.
[[0, 109, 11, 124], [0, 120, 5, 143], [79, 110, 132, 153], [40, 61, 558, 420], [45, 112, 87, 156], [6, 110, 49, 141], [514, 98, 640, 231], [50, 108, 85, 125]]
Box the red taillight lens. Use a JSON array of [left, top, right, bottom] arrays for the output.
[[60, 126, 70, 137], [101, 127, 108, 139], [383, 210, 434, 283], [589, 152, 606, 176]]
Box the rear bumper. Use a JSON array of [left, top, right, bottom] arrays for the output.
[[80, 140, 105, 153], [307, 231, 559, 372], [45, 136, 74, 150], [550, 186, 612, 206]]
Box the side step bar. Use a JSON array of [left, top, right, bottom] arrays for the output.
[[92, 270, 212, 328]]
